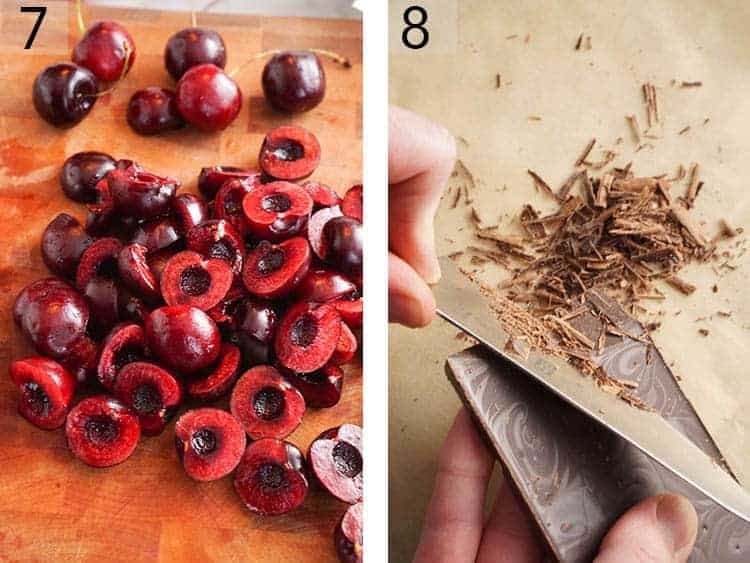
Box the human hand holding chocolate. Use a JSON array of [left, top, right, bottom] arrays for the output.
[[414, 407, 699, 563]]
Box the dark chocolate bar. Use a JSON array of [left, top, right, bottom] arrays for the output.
[[445, 289, 750, 562], [447, 347, 750, 562]]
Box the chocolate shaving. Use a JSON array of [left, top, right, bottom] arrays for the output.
[[684, 163, 700, 208], [575, 138, 596, 167], [575, 33, 583, 50], [681, 81, 702, 88], [626, 115, 642, 145], [666, 275, 696, 295], [527, 169, 557, 200], [678, 125, 691, 135]]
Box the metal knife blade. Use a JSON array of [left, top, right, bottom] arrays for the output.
[[434, 257, 750, 522]]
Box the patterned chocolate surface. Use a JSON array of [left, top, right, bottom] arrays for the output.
[[447, 347, 750, 562]]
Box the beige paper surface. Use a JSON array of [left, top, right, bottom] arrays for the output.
[[390, 0, 750, 558]]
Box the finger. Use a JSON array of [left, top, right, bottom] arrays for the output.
[[414, 407, 495, 563], [595, 494, 698, 563], [388, 252, 436, 328], [389, 105, 455, 284], [476, 472, 543, 563]]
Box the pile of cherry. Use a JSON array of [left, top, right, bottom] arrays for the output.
[[21, 12, 362, 561]]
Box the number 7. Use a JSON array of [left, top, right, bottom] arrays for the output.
[[21, 6, 47, 49]]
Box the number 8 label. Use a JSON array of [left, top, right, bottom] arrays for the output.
[[402, 6, 429, 50]]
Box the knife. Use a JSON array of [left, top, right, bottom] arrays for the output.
[[434, 256, 750, 522]]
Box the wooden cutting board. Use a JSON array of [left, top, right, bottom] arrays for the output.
[[0, 4, 362, 561]]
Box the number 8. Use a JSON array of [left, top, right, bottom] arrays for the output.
[[402, 6, 429, 50]]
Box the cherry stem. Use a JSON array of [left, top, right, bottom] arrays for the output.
[[228, 47, 351, 78], [75, 0, 86, 36]]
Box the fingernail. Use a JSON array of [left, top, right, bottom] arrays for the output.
[[656, 494, 698, 556]]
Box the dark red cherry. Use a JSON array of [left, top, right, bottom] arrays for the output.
[[197, 166, 259, 200], [323, 216, 363, 278], [165, 27, 227, 81], [41, 213, 94, 279], [258, 125, 321, 180], [10, 357, 76, 430], [72, 21, 136, 82], [172, 193, 209, 234], [127, 87, 184, 135], [32, 63, 98, 128], [60, 151, 116, 203], [262, 51, 325, 113], [107, 165, 179, 220], [175, 64, 242, 132]]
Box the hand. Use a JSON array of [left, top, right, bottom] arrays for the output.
[[389, 105, 456, 327], [415, 408, 698, 563]]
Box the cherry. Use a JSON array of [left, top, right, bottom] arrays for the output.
[[308, 205, 343, 260], [65, 395, 141, 468], [107, 165, 179, 220], [10, 357, 76, 430], [308, 424, 362, 504], [13, 278, 89, 360], [41, 213, 94, 279], [175, 64, 242, 131], [262, 51, 325, 113], [242, 181, 313, 241], [131, 218, 182, 254], [294, 270, 356, 303], [172, 193, 209, 234], [165, 28, 227, 81], [32, 63, 98, 128], [144, 305, 221, 374], [242, 238, 311, 300], [187, 343, 242, 401], [97, 323, 149, 390], [323, 216, 363, 278], [301, 180, 341, 210], [258, 125, 321, 180], [174, 408, 246, 481], [274, 301, 341, 373], [60, 151, 116, 203], [185, 219, 244, 276], [127, 87, 184, 136], [329, 322, 358, 366], [234, 438, 309, 515], [214, 177, 260, 236], [335, 502, 363, 563], [113, 362, 182, 436], [160, 250, 233, 311], [281, 364, 343, 409], [197, 166, 259, 200], [117, 243, 159, 300], [341, 184, 362, 223], [72, 21, 136, 82]]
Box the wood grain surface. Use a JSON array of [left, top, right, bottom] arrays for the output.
[[0, 4, 361, 561]]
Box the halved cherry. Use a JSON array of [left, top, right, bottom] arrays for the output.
[[175, 408, 246, 481], [258, 125, 321, 180], [335, 502, 363, 563], [308, 205, 343, 260], [332, 295, 363, 329], [118, 243, 159, 300], [97, 323, 149, 389], [301, 180, 340, 209], [230, 365, 305, 439], [274, 302, 341, 373], [185, 219, 244, 276], [172, 193, 209, 233], [83, 276, 121, 336], [214, 176, 259, 236], [10, 357, 75, 430], [187, 343, 241, 401], [329, 323, 358, 366], [160, 250, 233, 310], [234, 438, 309, 515], [308, 423, 362, 504], [341, 184, 362, 223], [131, 217, 182, 254], [242, 181, 312, 241], [114, 361, 182, 436], [198, 166, 259, 200], [281, 364, 343, 408], [61, 336, 100, 388], [295, 269, 356, 303], [107, 166, 179, 220], [206, 285, 246, 325], [242, 238, 311, 299], [76, 237, 122, 290], [65, 395, 141, 468], [86, 178, 117, 236]]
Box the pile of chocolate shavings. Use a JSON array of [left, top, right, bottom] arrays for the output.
[[467, 162, 744, 317]]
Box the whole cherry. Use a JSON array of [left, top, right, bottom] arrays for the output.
[[32, 63, 98, 128], [72, 21, 136, 82], [60, 151, 116, 203], [165, 28, 227, 81], [175, 64, 242, 132], [127, 87, 184, 136], [262, 51, 325, 113]]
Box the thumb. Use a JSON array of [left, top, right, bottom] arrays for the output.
[[595, 494, 698, 563]]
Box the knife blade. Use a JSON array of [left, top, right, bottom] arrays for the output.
[[434, 256, 750, 522]]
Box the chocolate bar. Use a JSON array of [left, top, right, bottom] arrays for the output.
[[445, 291, 750, 562]]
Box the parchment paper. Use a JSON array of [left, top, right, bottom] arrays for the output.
[[390, 0, 750, 558]]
